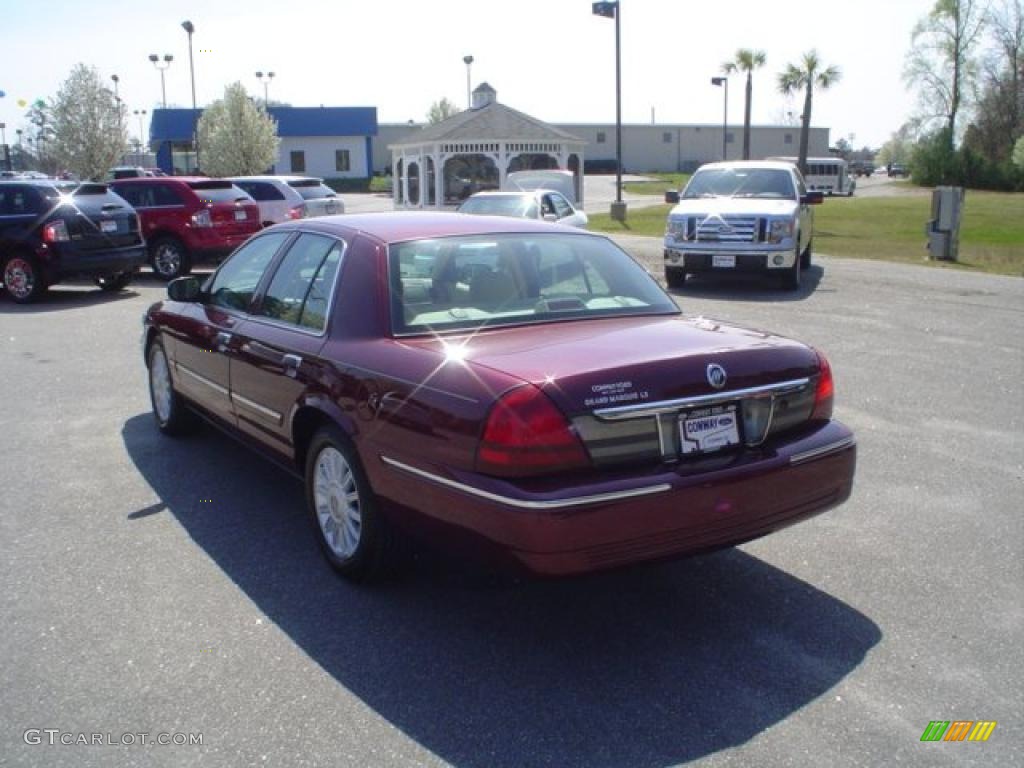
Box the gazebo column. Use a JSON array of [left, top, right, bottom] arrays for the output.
[[392, 156, 399, 206], [433, 151, 444, 208], [401, 151, 410, 209], [498, 142, 508, 191]]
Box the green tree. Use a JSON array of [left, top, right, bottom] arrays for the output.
[[778, 51, 842, 174], [426, 98, 461, 124], [1013, 135, 1024, 168], [197, 82, 280, 176], [904, 0, 987, 147], [722, 49, 767, 160], [49, 65, 126, 180]]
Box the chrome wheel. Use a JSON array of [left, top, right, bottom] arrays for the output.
[[4, 257, 36, 301], [150, 346, 173, 424], [314, 446, 362, 559], [152, 242, 182, 279]]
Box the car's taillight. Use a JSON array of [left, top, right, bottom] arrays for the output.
[[477, 385, 590, 477], [287, 204, 306, 220], [811, 349, 834, 421], [190, 208, 212, 227], [42, 220, 70, 243]]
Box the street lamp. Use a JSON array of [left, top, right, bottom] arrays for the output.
[[148, 54, 173, 108], [255, 71, 275, 106], [711, 76, 728, 161], [181, 20, 199, 171], [0, 122, 8, 172], [133, 109, 148, 150], [592, 1, 624, 220], [462, 56, 474, 109]]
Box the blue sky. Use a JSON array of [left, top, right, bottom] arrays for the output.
[[1, 0, 936, 148]]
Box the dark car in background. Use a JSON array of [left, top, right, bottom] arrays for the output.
[[111, 177, 260, 280], [1, 180, 145, 303], [142, 212, 856, 582]]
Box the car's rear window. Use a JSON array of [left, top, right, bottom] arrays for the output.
[[683, 168, 795, 199], [188, 181, 251, 203], [287, 180, 337, 200], [459, 195, 537, 218], [389, 233, 678, 336]]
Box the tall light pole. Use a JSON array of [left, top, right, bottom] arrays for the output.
[[148, 54, 173, 108], [133, 109, 148, 150], [711, 76, 729, 161], [181, 20, 199, 171], [110, 74, 123, 122], [255, 71, 275, 106], [0, 122, 8, 173], [592, 1, 624, 220], [462, 56, 474, 109]]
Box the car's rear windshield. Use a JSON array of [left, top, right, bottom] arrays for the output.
[[287, 180, 337, 200], [38, 183, 123, 203], [459, 196, 537, 218], [188, 181, 251, 203], [683, 168, 795, 199], [389, 233, 678, 336]]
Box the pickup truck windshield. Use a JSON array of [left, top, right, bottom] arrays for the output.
[[683, 168, 795, 200]]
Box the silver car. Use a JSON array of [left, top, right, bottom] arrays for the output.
[[458, 190, 588, 228], [227, 176, 344, 227]]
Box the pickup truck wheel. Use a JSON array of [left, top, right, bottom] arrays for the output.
[[147, 340, 199, 436], [800, 239, 813, 269], [306, 427, 397, 582], [783, 248, 802, 291], [95, 272, 133, 291], [3, 253, 47, 304], [665, 267, 687, 290], [150, 237, 192, 281]]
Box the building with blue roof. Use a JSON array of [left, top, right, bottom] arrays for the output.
[[148, 107, 377, 178]]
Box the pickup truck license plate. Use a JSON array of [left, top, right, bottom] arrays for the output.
[[680, 404, 740, 455], [100, 220, 118, 233], [234, 210, 247, 221], [712, 254, 736, 268]]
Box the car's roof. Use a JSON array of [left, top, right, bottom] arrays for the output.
[[111, 176, 230, 185], [0, 178, 59, 187], [228, 175, 323, 183], [269, 211, 599, 244], [467, 190, 545, 199], [696, 161, 798, 172]]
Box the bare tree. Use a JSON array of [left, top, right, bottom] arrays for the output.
[[904, 0, 988, 146], [988, 0, 1024, 135], [49, 66, 127, 180], [197, 83, 280, 177], [723, 49, 767, 160], [778, 51, 842, 174], [426, 98, 461, 125]]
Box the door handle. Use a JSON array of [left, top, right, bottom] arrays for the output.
[[215, 331, 232, 351], [282, 353, 302, 378]]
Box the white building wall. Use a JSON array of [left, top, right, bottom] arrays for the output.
[[274, 136, 368, 179]]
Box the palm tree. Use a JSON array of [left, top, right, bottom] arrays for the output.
[[778, 50, 842, 174], [722, 49, 767, 160]]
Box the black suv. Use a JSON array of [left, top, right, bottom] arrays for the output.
[[0, 180, 146, 303]]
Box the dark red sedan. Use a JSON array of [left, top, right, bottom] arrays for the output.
[[143, 212, 856, 580]]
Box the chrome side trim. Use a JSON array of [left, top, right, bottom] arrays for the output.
[[177, 364, 229, 396], [230, 392, 282, 423], [379, 456, 672, 510], [789, 436, 856, 466], [593, 378, 811, 421]]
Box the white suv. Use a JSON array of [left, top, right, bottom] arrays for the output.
[[227, 176, 344, 227], [663, 161, 822, 290]]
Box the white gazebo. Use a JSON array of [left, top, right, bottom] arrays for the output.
[[389, 83, 586, 208]]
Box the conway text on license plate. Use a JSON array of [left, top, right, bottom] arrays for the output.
[[679, 404, 740, 455], [712, 254, 736, 268]]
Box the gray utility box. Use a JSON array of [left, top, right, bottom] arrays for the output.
[[926, 186, 964, 261]]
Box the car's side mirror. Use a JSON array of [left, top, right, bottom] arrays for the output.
[[664, 190, 681, 205], [167, 276, 202, 302], [801, 192, 824, 205]]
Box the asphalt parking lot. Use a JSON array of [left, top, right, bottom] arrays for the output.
[[1, 244, 1021, 767]]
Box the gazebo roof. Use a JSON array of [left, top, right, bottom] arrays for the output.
[[390, 100, 585, 147]]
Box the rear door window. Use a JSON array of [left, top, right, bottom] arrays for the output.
[[257, 234, 343, 331], [0, 186, 39, 215], [234, 181, 286, 202]]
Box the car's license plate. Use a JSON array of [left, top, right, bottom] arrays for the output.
[[679, 404, 740, 455], [100, 220, 118, 233], [234, 210, 247, 221], [327, 202, 339, 214], [712, 253, 736, 268]]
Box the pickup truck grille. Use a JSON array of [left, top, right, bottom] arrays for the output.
[[695, 215, 760, 243]]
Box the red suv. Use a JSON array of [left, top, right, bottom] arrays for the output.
[[111, 177, 260, 279]]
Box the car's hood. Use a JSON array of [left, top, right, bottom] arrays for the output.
[[669, 198, 798, 217]]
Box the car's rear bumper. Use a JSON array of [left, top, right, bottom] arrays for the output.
[[369, 421, 856, 576], [664, 246, 796, 273], [45, 244, 147, 278], [186, 228, 259, 260]]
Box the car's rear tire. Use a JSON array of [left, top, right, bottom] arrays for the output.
[[2, 253, 47, 304], [800, 238, 813, 269], [665, 267, 687, 290], [150, 237, 191, 281], [95, 272, 133, 291], [305, 426, 396, 582], [783, 247, 802, 291], [147, 339, 199, 436]]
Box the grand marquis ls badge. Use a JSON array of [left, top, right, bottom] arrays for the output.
[[706, 363, 727, 389]]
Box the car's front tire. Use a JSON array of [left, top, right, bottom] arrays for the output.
[[783, 247, 802, 291], [305, 427, 396, 582], [665, 267, 687, 290], [147, 339, 198, 435], [800, 238, 813, 269], [2, 253, 47, 304], [150, 237, 192, 281]]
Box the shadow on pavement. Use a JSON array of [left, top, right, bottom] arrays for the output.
[[0, 284, 141, 314], [668, 265, 826, 302], [122, 412, 880, 767]]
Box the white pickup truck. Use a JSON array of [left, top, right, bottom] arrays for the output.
[[663, 161, 822, 290]]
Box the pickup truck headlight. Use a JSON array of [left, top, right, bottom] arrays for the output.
[[666, 217, 687, 239], [768, 219, 794, 243]]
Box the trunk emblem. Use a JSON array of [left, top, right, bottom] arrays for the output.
[[706, 364, 727, 389]]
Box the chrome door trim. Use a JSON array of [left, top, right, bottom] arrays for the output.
[[592, 378, 811, 421], [176, 364, 229, 396]]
